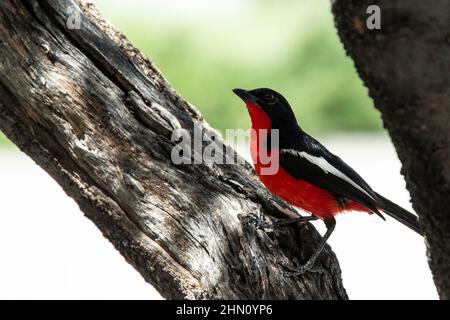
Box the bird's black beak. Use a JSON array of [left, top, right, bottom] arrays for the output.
[[233, 88, 260, 106]]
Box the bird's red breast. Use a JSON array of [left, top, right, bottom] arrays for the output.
[[246, 102, 369, 219]]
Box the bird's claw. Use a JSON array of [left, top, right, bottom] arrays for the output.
[[241, 213, 273, 230], [242, 214, 316, 231], [271, 216, 317, 228], [281, 262, 327, 276]]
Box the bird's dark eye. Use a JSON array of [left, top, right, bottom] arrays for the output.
[[264, 92, 276, 104]]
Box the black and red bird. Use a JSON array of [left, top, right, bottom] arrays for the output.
[[233, 88, 422, 273]]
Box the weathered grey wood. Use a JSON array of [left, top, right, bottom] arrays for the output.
[[333, 0, 450, 299], [0, 0, 347, 299]]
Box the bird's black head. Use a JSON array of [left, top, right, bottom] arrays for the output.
[[233, 88, 298, 127]]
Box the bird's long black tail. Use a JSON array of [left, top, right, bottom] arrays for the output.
[[376, 192, 423, 236]]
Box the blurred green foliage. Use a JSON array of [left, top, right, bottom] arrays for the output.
[[92, 0, 382, 135], [0, 132, 9, 147]]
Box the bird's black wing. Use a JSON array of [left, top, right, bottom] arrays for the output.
[[279, 135, 384, 218]]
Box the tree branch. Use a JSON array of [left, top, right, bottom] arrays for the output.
[[0, 0, 347, 299], [333, 0, 450, 299]]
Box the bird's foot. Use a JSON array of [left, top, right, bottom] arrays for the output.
[[281, 262, 327, 276], [241, 213, 317, 231], [241, 212, 273, 230], [271, 216, 318, 228]]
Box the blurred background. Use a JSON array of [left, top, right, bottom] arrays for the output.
[[0, 0, 437, 299]]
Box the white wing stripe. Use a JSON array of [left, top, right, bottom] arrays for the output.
[[282, 149, 375, 200]]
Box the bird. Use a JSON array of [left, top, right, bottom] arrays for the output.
[[233, 87, 422, 274]]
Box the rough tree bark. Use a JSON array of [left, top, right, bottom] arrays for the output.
[[332, 0, 450, 299], [0, 0, 347, 299]]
